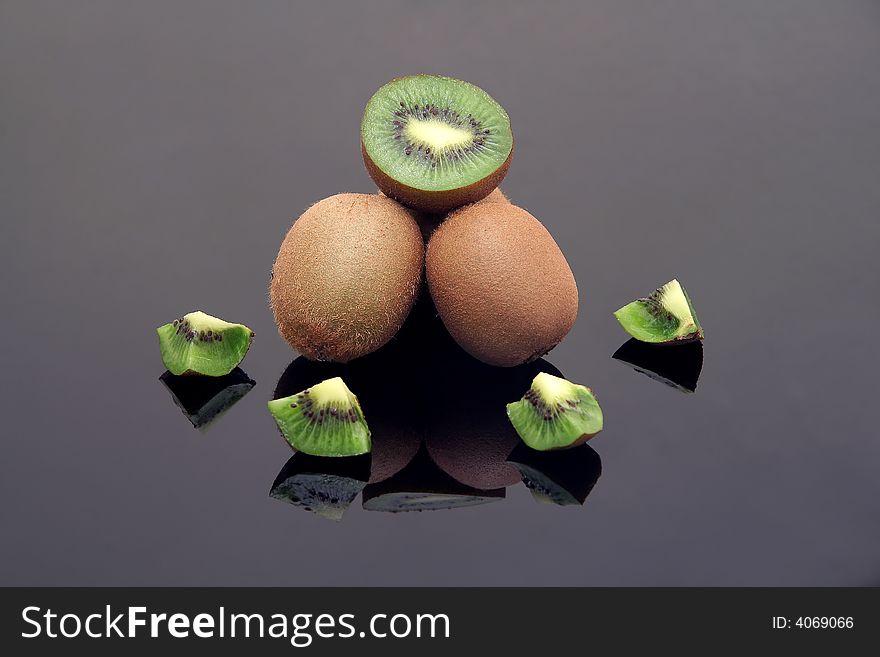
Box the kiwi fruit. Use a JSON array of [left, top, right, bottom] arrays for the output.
[[159, 367, 255, 430], [506, 372, 603, 450], [612, 338, 704, 393], [362, 445, 505, 513], [507, 442, 602, 506], [361, 75, 514, 214], [614, 279, 704, 344], [273, 351, 421, 483], [270, 452, 370, 521], [270, 193, 424, 363], [426, 203, 578, 366], [156, 311, 254, 376], [268, 377, 371, 457]]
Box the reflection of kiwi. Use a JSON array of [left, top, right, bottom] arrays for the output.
[[614, 279, 703, 344], [157, 311, 254, 376], [268, 377, 371, 457], [612, 338, 703, 393], [425, 340, 564, 488], [506, 373, 603, 451], [426, 204, 578, 366], [361, 75, 514, 214], [507, 442, 602, 506], [159, 367, 255, 430], [269, 193, 424, 363], [362, 445, 504, 512], [273, 349, 421, 482], [270, 452, 370, 521]]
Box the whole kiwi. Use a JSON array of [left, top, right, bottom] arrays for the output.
[[426, 204, 578, 367], [270, 193, 424, 362]]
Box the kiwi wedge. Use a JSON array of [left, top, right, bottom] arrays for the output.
[[270, 452, 370, 521], [612, 338, 704, 393], [506, 373, 603, 450], [273, 353, 421, 483], [157, 311, 254, 376], [268, 377, 371, 457], [614, 279, 704, 344], [507, 443, 602, 506], [362, 446, 505, 513], [159, 367, 255, 430], [361, 75, 514, 213]]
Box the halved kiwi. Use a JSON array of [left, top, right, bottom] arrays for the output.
[[159, 367, 255, 430], [507, 442, 602, 506], [270, 452, 371, 521], [361, 75, 514, 213], [362, 445, 505, 513], [612, 338, 704, 393], [614, 279, 703, 344], [157, 311, 254, 376], [506, 373, 603, 451], [268, 377, 371, 457]]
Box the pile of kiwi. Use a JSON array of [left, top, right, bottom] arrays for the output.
[[157, 74, 706, 477]]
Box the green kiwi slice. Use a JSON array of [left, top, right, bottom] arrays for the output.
[[268, 377, 371, 457], [159, 367, 255, 430], [361, 75, 514, 213], [270, 453, 370, 521], [157, 311, 254, 376], [613, 279, 704, 344], [506, 373, 603, 451], [507, 443, 602, 506]]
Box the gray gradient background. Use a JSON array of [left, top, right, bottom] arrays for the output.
[[2, 0, 879, 585]]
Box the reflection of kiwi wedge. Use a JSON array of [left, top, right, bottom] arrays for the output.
[[614, 279, 704, 344], [270, 452, 370, 521], [273, 349, 421, 482], [425, 348, 564, 488], [268, 377, 371, 457], [362, 445, 504, 513], [157, 311, 254, 376], [612, 338, 704, 393], [507, 442, 602, 506], [506, 373, 603, 451], [361, 75, 514, 214], [159, 367, 255, 430]]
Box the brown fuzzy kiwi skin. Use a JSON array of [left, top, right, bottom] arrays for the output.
[[362, 141, 514, 214], [270, 193, 424, 363], [426, 204, 578, 367]]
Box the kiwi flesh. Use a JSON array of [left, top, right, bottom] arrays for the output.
[[361, 75, 513, 213], [506, 372, 603, 451], [270, 452, 370, 521], [362, 445, 505, 513], [159, 367, 255, 430], [270, 193, 424, 363], [507, 442, 602, 506], [426, 203, 578, 366], [614, 279, 704, 344], [612, 338, 704, 393], [268, 377, 371, 457], [157, 311, 254, 376]]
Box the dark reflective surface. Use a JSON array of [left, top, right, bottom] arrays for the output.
[[3, 1, 879, 585], [160, 368, 256, 430], [612, 339, 704, 393]]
